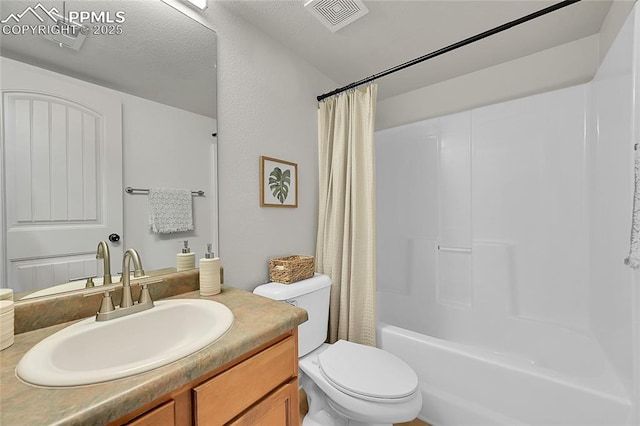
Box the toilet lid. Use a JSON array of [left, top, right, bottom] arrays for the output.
[[318, 340, 418, 401]]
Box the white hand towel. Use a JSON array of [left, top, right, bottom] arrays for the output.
[[148, 188, 194, 234]]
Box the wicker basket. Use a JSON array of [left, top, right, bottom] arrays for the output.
[[269, 255, 315, 284]]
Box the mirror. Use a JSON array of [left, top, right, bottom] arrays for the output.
[[0, 0, 217, 300]]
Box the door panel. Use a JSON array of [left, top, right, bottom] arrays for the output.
[[1, 58, 123, 292]]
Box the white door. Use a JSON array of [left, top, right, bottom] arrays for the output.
[[1, 58, 123, 292]]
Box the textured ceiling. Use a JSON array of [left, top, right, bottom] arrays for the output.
[[0, 0, 217, 117], [0, 0, 616, 112], [219, 0, 614, 101]]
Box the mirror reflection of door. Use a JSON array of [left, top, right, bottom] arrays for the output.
[[1, 58, 123, 292]]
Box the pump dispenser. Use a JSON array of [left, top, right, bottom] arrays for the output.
[[177, 240, 196, 271], [199, 243, 221, 296]]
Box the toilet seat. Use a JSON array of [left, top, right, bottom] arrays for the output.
[[318, 340, 419, 403], [300, 343, 423, 425]]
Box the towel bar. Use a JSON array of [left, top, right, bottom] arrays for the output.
[[125, 187, 205, 196], [437, 245, 471, 253]]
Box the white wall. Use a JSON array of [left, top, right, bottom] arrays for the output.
[[598, 0, 638, 64], [122, 94, 216, 272], [376, 35, 599, 131], [199, 4, 336, 290], [589, 3, 637, 399]]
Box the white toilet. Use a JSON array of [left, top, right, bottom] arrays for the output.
[[254, 274, 422, 426]]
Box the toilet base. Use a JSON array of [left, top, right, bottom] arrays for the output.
[[303, 414, 390, 426], [301, 372, 392, 426]]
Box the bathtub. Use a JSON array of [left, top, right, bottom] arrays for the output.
[[377, 323, 633, 426]]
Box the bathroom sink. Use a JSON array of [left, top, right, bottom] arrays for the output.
[[16, 299, 234, 387]]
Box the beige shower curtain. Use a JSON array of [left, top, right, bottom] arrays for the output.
[[316, 83, 378, 346]]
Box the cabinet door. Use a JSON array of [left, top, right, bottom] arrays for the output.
[[193, 336, 296, 425], [229, 380, 299, 426], [127, 400, 175, 426]]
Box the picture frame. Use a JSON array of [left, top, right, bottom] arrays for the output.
[[260, 156, 298, 208]]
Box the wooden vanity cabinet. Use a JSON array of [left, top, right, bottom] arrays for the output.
[[118, 330, 300, 426], [228, 380, 298, 426], [127, 401, 176, 426]]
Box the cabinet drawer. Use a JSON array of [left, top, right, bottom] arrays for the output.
[[229, 380, 298, 426], [127, 400, 175, 426], [193, 336, 296, 425]]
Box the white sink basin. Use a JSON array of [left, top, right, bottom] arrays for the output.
[[16, 299, 234, 387]]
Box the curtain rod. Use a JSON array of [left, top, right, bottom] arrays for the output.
[[317, 0, 582, 102]]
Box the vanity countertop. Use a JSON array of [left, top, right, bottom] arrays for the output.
[[0, 287, 308, 425]]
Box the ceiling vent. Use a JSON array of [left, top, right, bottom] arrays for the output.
[[304, 0, 369, 33], [41, 13, 88, 51]]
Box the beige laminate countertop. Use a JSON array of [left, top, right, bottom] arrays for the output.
[[0, 287, 308, 425]]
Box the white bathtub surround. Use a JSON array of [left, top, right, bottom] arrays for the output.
[[374, 5, 640, 424], [316, 83, 378, 346], [625, 147, 640, 269]]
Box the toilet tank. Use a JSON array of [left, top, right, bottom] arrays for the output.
[[254, 274, 331, 357]]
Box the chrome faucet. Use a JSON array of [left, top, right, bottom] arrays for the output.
[[96, 241, 113, 285], [84, 248, 157, 322], [120, 248, 146, 308]]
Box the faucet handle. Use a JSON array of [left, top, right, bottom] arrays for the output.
[[83, 288, 116, 318], [83, 285, 116, 297], [138, 284, 153, 305], [98, 291, 115, 314], [71, 274, 97, 283], [136, 278, 163, 305], [136, 277, 163, 286]]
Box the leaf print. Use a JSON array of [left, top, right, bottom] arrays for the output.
[[269, 167, 291, 204]]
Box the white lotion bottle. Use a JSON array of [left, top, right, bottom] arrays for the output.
[[0, 299, 14, 351], [177, 240, 196, 271], [199, 244, 221, 296]]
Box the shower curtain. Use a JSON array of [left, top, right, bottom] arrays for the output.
[[315, 83, 378, 346]]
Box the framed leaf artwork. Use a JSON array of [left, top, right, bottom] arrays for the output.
[[260, 156, 298, 208]]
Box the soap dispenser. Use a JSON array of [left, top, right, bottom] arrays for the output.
[[199, 244, 221, 296], [177, 240, 196, 271]]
